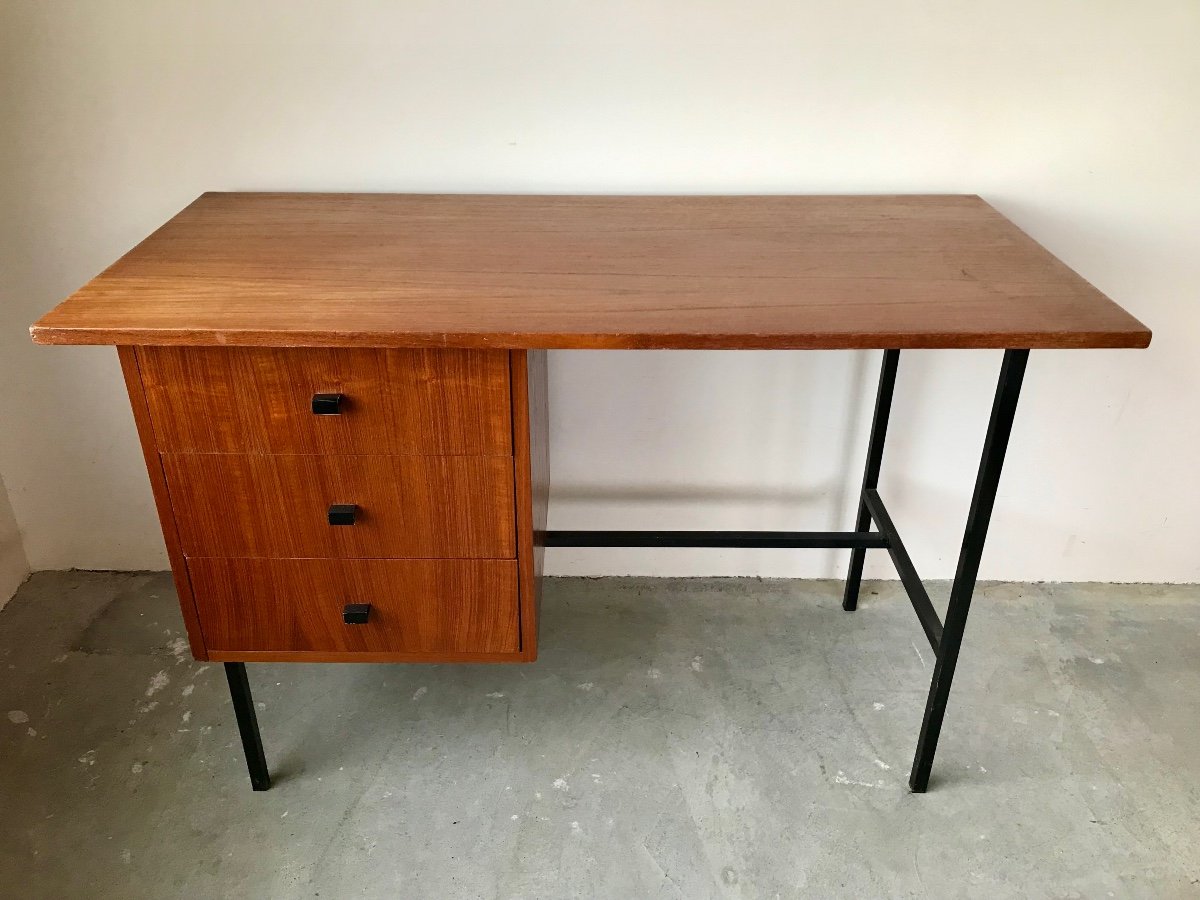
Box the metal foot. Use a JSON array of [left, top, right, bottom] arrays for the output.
[[224, 662, 271, 791], [909, 349, 1029, 792], [843, 349, 900, 611]]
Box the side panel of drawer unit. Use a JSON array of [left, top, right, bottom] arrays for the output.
[[137, 346, 513, 455], [189, 557, 520, 657], [163, 453, 517, 559]]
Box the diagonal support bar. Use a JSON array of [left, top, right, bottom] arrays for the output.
[[862, 489, 943, 653], [909, 349, 1029, 792], [843, 349, 900, 611]]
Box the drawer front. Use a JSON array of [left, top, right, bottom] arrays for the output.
[[189, 558, 519, 654], [138, 346, 512, 455], [164, 453, 516, 559]]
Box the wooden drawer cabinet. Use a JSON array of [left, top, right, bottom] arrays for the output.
[[137, 346, 513, 455], [163, 453, 516, 559], [189, 558, 520, 658], [118, 345, 548, 664]]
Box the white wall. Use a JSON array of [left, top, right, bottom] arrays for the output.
[[1, 1, 1197, 582], [0, 472, 30, 607]]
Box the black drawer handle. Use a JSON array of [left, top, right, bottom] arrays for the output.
[[311, 393, 344, 415], [343, 603, 371, 625], [327, 503, 358, 526]]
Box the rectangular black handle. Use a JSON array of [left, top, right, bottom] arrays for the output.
[[342, 603, 371, 625], [327, 503, 358, 526], [312, 393, 344, 415]]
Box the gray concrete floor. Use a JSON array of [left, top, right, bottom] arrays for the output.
[[0, 573, 1198, 899]]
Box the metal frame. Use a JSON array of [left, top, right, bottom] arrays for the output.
[[224, 662, 271, 791], [547, 530, 887, 549], [225, 349, 1027, 793], [543, 348, 1029, 792], [908, 348, 1028, 790], [843, 349, 900, 613]]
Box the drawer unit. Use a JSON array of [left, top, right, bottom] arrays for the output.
[[189, 558, 520, 657], [163, 452, 516, 559], [116, 345, 547, 664], [138, 346, 513, 455]]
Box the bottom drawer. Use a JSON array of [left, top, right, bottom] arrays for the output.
[[189, 558, 519, 655]]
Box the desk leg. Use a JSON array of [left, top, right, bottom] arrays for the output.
[[224, 662, 271, 791], [843, 349, 900, 611], [909, 349, 1028, 792]]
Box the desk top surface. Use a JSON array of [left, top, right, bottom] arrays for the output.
[[31, 193, 1150, 350]]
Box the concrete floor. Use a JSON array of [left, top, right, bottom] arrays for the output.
[[0, 573, 1198, 899]]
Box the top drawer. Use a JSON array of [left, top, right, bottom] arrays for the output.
[[136, 347, 512, 455]]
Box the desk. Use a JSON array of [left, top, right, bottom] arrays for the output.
[[31, 194, 1150, 793]]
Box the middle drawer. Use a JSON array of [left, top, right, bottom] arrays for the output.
[[163, 453, 516, 559]]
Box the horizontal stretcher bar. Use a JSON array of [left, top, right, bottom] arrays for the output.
[[544, 531, 890, 549]]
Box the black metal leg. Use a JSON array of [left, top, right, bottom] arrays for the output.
[[843, 349, 900, 611], [909, 349, 1029, 792], [224, 662, 271, 791]]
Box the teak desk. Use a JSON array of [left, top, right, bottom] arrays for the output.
[[31, 193, 1151, 793]]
